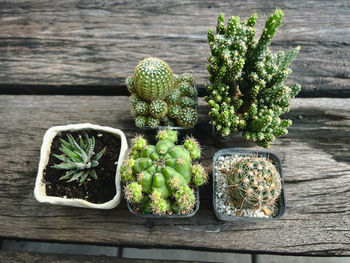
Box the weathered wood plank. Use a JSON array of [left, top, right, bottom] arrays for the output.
[[0, 1, 349, 96], [0, 250, 185, 263], [0, 96, 349, 256]]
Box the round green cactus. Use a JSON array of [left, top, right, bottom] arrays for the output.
[[147, 116, 160, 128], [135, 116, 147, 128], [149, 99, 168, 119], [184, 136, 201, 160], [134, 101, 149, 116], [121, 130, 207, 215], [226, 156, 282, 210], [191, 164, 208, 186], [129, 94, 142, 106], [133, 57, 174, 101], [177, 108, 198, 128], [156, 129, 178, 143], [181, 73, 194, 86], [166, 89, 181, 105], [168, 105, 181, 119], [161, 115, 175, 127], [127, 58, 198, 128], [178, 82, 197, 98], [180, 96, 196, 108], [125, 182, 143, 203], [174, 185, 196, 214]]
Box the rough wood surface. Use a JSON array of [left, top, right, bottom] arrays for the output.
[[0, 250, 185, 263], [0, 96, 349, 256], [0, 1, 349, 96]]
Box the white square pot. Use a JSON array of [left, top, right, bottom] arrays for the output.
[[34, 123, 128, 209]]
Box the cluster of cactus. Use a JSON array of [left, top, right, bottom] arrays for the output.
[[205, 9, 301, 148], [120, 129, 208, 215], [127, 57, 198, 129], [51, 133, 106, 183], [226, 156, 281, 210]]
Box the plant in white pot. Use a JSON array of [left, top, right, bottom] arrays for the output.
[[34, 123, 128, 209]]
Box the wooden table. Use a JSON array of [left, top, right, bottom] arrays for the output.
[[0, 0, 349, 260]]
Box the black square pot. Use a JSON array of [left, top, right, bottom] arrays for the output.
[[127, 187, 200, 218], [212, 148, 286, 221]]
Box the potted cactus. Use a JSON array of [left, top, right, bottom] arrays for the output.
[[205, 9, 301, 148], [120, 129, 208, 217], [213, 148, 285, 220], [34, 123, 128, 209], [126, 57, 198, 129]]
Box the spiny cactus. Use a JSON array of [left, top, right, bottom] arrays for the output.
[[51, 133, 106, 183], [133, 57, 174, 101], [150, 100, 168, 119], [121, 130, 208, 215], [226, 156, 281, 210], [177, 108, 198, 128], [125, 182, 143, 203], [206, 10, 301, 148], [127, 57, 198, 129]]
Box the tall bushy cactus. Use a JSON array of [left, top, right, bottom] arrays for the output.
[[120, 130, 208, 215], [127, 58, 198, 128], [226, 156, 282, 210], [206, 10, 301, 148]]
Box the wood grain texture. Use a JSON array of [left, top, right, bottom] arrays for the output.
[[0, 250, 185, 263], [0, 0, 349, 96], [0, 96, 349, 256]]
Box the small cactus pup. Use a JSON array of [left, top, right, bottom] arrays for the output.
[[121, 129, 208, 216], [127, 57, 198, 129], [206, 9, 301, 148]]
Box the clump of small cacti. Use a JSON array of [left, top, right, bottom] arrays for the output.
[[206, 9, 301, 148], [120, 129, 208, 215], [226, 156, 281, 210], [127, 57, 198, 129], [51, 133, 106, 183]]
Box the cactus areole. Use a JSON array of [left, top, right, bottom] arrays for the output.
[[121, 130, 208, 215]]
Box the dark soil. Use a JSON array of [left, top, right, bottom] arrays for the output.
[[44, 129, 121, 204]]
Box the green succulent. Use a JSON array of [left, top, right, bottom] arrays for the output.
[[127, 58, 198, 129], [121, 130, 207, 215], [206, 10, 300, 147], [133, 57, 174, 101], [177, 108, 198, 128], [51, 133, 106, 183], [226, 156, 282, 210]]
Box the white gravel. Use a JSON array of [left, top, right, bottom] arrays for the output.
[[214, 154, 277, 219]]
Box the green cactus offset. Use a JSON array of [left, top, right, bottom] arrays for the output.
[[120, 129, 208, 215], [226, 156, 282, 210], [127, 57, 198, 129], [206, 9, 301, 148], [51, 133, 106, 183]]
